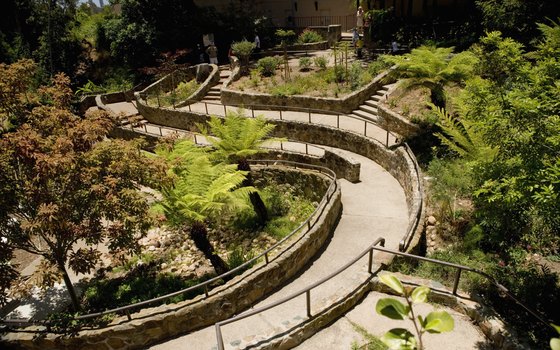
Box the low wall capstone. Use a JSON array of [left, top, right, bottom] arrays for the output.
[[221, 70, 390, 114], [1, 168, 342, 350]]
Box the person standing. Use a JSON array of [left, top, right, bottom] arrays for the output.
[[352, 27, 359, 47], [356, 6, 364, 34], [254, 34, 261, 52], [206, 43, 218, 65]]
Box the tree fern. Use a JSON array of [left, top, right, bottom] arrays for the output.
[[383, 46, 478, 108], [432, 103, 498, 162], [197, 109, 280, 162]]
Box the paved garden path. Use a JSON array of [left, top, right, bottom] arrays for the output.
[[148, 148, 410, 349]]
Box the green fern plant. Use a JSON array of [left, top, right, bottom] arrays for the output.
[[197, 110, 284, 225], [383, 46, 478, 108], [431, 103, 498, 162], [156, 140, 256, 275]]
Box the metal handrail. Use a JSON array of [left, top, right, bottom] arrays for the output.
[[214, 243, 553, 349], [0, 160, 338, 326], [398, 143, 423, 251], [123, 122, 325, 158], [142, 99, 399, 148], [215, 237, 386, 350], [369, 246, 553, 329]]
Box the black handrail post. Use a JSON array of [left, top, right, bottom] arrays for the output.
[[305, 143, 308, 154], [364, 121, 367, 136], [125, 309, 132, 321], [308, 110, 311, 122], [452, 268, 462, 295], [205, 102, 209, 115], [188, 103, 191, 112], [337, 114, 340, 128], [368, 247, 373, 274], [251, 108, 255, 118], [223, 104, 227, 116], [306, 290, 312, 318], [204, 285, 209, 298], [386, 128, 389, 148], [159, 126, 162, 136], [279, 110, 283, 120], [216, 324, 225, 350], [194, 134, 198, 144], [264, 252, 269, 264]]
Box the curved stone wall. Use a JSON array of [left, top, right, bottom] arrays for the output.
[[221, 71, 390, 114], [1, 168, 342, 350]]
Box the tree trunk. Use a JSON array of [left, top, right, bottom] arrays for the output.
[[56, 260, 81, 312], [431, 84, 446, 108], [238, 158, 268, 225], [189, 221, 229, 275]]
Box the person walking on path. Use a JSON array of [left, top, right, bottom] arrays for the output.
[[352, 28, 359, 47], [356, 6, 364, 34], [206, 43, 218, 65]]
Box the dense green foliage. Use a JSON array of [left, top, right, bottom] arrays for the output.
[[383, 46, 478, 108], [296, 29, 323, 44]]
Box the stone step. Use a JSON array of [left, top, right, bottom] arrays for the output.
[[350, 109, 378, 122], [207, 91, 221, 96], [364, 99, 379, 108], [359, 104, 378, 115]]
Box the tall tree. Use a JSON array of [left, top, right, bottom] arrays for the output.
[[198, 110, 280, 225], [0, 72, 164, 310], [156, 140, 255, 275]]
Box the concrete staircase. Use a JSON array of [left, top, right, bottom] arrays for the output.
[[348, 85, 390, 122], [201, 66, 231, 103]]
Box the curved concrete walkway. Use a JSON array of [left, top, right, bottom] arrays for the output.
[[148, 150, 409, 349], [101, 64, 487, 349]]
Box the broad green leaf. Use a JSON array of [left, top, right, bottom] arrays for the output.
[[411, 286, 430, 304], [417, 315, 426, 328], [380, 328, 417, 350], [553, 324, 560, 334], [424, 310, 454, 333], [551, 338, 560, 350], [376, 298, 409, 320], [379, 274, 404, 294]]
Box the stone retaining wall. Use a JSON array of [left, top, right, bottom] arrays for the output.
[[1, 168, 342, 350], [117, 106, 420, 226], [134, 64, 220, 109], [110, 127, 360, 183], [377, 104, 422, 138], [221, 70, 390, 114]]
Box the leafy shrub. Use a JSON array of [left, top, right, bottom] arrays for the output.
[[348, 62, 363, 90], [249, 69, 261, 87], [299, 57, 312, 71], [333, 65, 346, 83], [231, 40, 256, 59], [297, 29, 323, 43], [227, 246, 256, 270], [257, 56, 279, 76], [367, 59, 391, 77], [313, 56, 328, 70]]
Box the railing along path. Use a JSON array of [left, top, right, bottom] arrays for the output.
[[0, 160, 337, 327]]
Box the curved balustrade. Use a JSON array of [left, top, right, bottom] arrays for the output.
[[0, 160, 338, 327]]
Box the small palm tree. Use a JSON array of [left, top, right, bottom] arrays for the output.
[[383, 46, 478, 108], [156, 140, 255, 275], [198, 109, 281, 225]]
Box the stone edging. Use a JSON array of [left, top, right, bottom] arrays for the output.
[[377, 103, 421, 138], [108, 127, 361, 183], [221, 69, 391, 114], [133, 64, 220, 110], [1, 168, 342, 350], [127, 105, 423, 248]]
